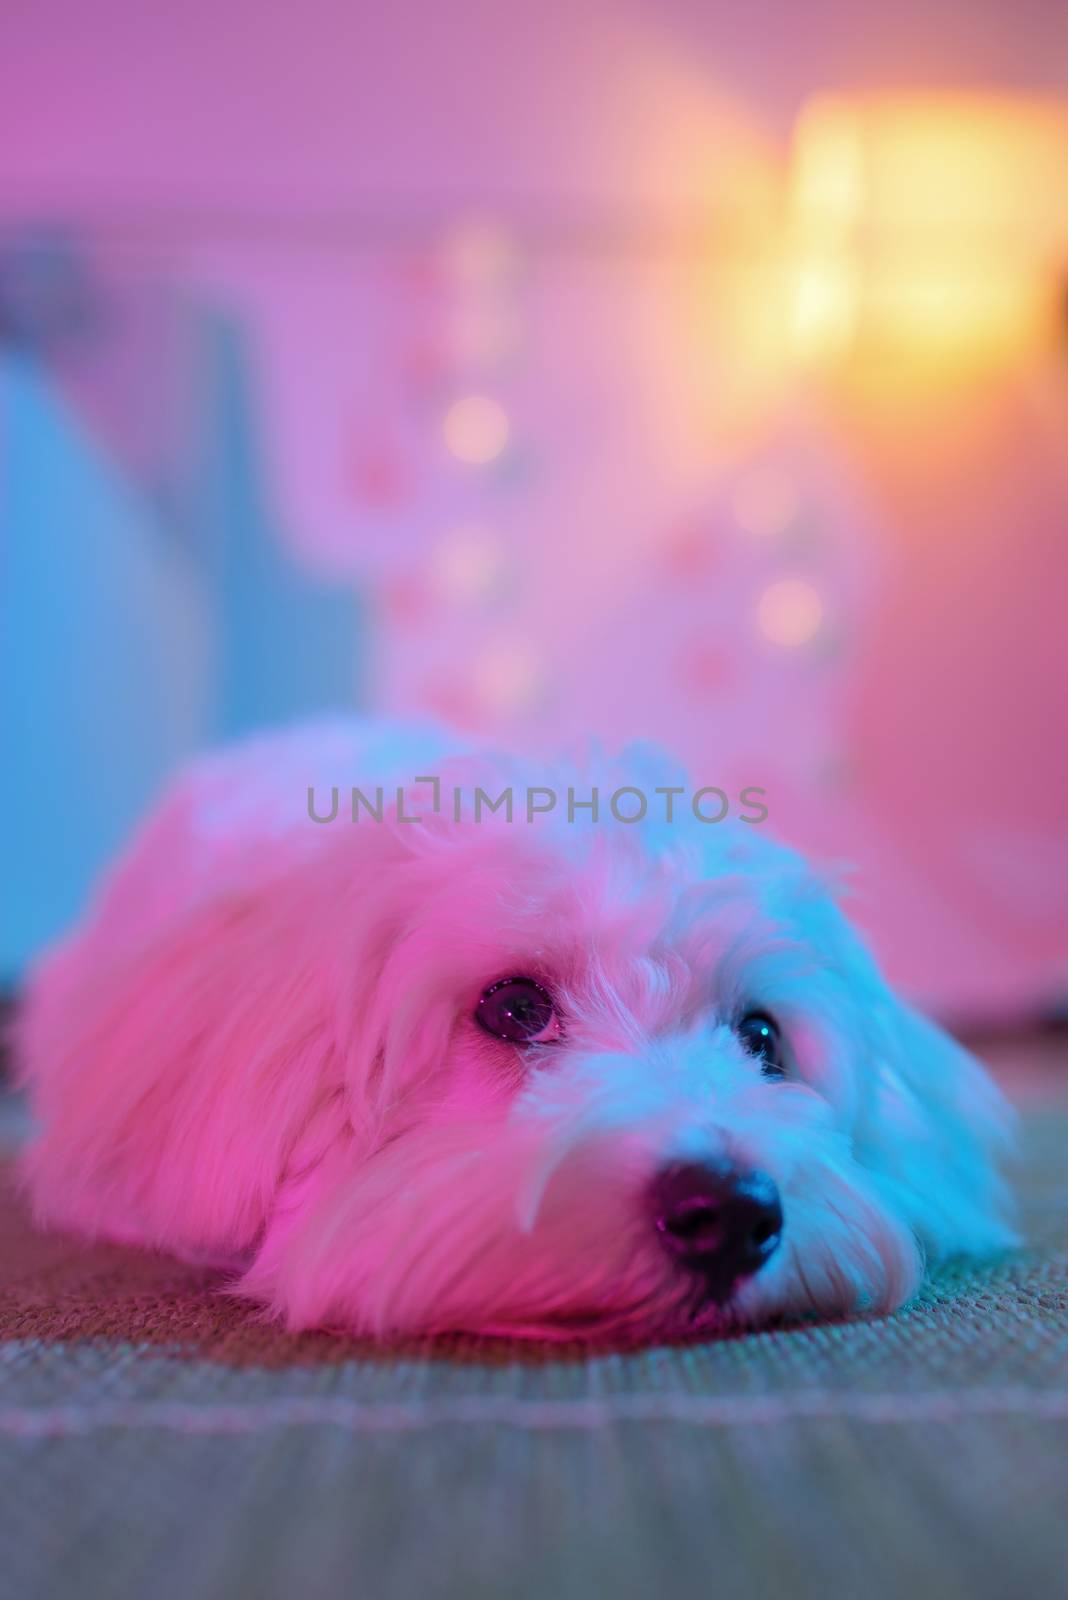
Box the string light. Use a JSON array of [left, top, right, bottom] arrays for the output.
[[442, 395, 510, 465], [757, 578, 824, 647]]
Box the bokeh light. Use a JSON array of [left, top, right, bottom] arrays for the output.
[[787, 93, 1068, 375], [757, 578, 824, 647], [442, 395, 511, 464]]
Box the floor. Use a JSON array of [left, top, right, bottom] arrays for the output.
[[1, 1041, 1066, 1600]]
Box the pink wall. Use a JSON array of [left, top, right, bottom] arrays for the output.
[[2, 0, 1067, 1020]]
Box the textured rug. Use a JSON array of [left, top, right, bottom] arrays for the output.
[[1, 1061, 1066, 1600]]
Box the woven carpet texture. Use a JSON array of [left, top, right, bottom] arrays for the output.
[[1, 1051, 1066, 1600]]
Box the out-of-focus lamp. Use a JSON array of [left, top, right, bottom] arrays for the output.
[[787, 94, 1068, 375]]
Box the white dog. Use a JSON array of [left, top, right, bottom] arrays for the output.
[[17, 720, 1016, 1340]]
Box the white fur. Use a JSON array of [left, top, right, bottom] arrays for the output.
[[17, 719, 1017, 1340]]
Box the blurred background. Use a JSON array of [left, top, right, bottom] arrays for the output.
[[1, 0, 1066, 1031]]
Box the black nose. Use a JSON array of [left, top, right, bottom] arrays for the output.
[[650, 1160, 783, 1297]]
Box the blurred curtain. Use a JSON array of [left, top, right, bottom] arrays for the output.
[[0, 242, 362, 983]]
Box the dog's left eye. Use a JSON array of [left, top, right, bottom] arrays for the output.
[[476, 977, 561, 1045], [737, 1011, 786, 1078]]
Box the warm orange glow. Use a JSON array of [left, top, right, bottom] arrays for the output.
[[787, 93, 1068, 377]]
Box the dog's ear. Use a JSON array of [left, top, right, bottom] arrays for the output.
[[855, 995, 1019, 1262], [18, 815, 429, 1261], [18, 865, 349, 1260]]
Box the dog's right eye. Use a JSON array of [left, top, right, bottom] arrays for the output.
[[737, 1010, 786, 1078], [476, 977, 561, 1045]]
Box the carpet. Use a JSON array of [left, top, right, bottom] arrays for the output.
[[1, 1055, 1066, 1600]]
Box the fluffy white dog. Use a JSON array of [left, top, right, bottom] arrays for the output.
[[17, 720, 1016, 1340]]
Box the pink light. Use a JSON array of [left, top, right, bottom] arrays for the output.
[[442, 396, 510, 465], [757, 578, 824, 647]]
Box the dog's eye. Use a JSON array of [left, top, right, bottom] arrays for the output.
[[737, 1011, 785, 1078], [476, 977, 561, 1045]]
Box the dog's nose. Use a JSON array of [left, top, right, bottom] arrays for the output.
[[650, 1160, 783, 1296]]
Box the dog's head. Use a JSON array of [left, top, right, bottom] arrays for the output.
[[236, 745, 1017, 1339], [23, 741, 1017, 1341]]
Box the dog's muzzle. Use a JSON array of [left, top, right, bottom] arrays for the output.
[[650, 1160, 783, 1299]]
